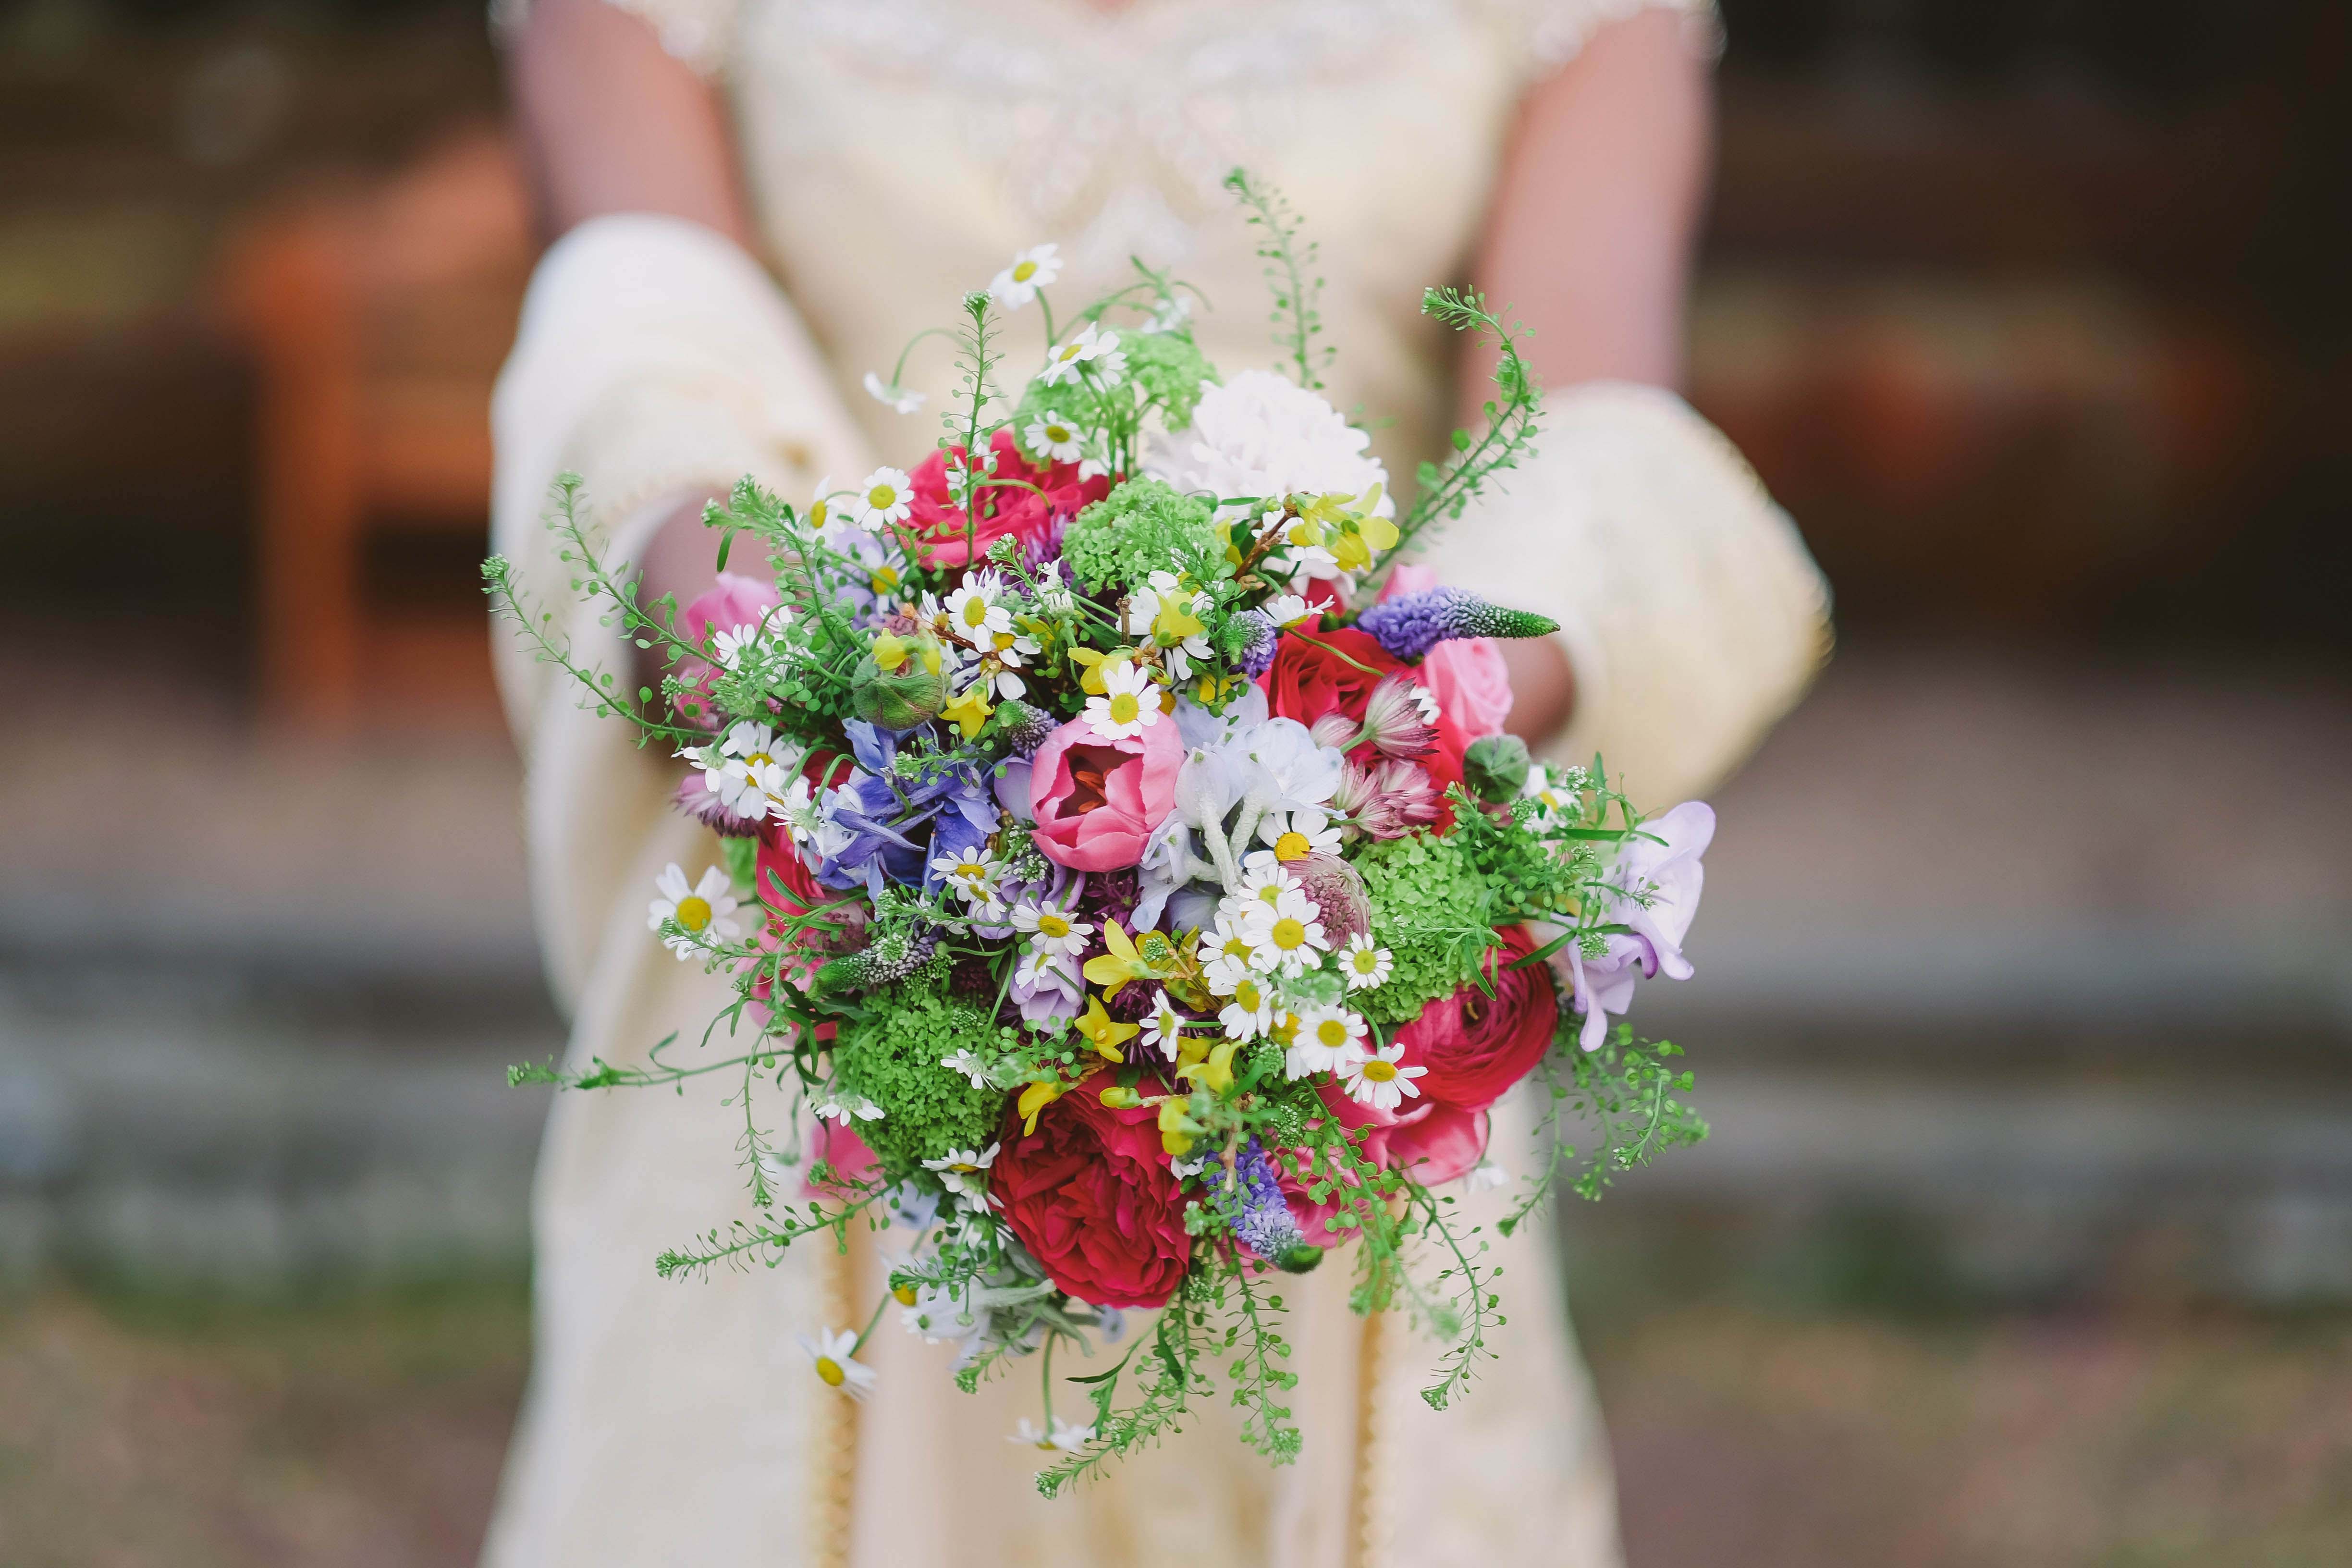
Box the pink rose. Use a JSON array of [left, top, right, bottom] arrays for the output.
[[1380, 563, 1514, 738], [1029, 716, 1181, 871], [1312, 1078, 1493, 1187], [672, 572, 784, 726]]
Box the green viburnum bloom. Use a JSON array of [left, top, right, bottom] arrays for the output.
[[829, 970, 1015, 1173], [1352, 831, 1498, 1024], [1061, 478, 1223, 595]]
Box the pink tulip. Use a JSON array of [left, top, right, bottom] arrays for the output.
[[1029, 716, 1181, 871]]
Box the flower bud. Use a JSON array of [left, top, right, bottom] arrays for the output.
[[851, 651, 946, 731], [1464, 733, 1532, 802]]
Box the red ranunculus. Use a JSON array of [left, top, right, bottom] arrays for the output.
[[904, 428, 1110, 569], [1393, 924, 1560, 1111], [1262, 623, 1470, 816], [992, 1076, 1191, 1308]]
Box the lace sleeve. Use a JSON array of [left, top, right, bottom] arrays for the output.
[[1481, 0, 1721, 76], [488, 0, 740, 76]]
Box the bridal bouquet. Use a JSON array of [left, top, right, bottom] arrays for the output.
[[487, 174, 1708, 1492]]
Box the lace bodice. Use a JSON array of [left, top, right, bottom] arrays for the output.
[[499, 0, 1714, 489]]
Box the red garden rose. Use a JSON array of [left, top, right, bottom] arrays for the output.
[[992, 1076, 1191, 1308], [1392, 924, 1560, 1111], [1262, 623, 1470, 815], [905, 427, 1110, 569], [1311, 1078, 1492, 1187]]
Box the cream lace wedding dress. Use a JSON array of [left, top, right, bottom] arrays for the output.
[[483, 2, 1827, 1564]]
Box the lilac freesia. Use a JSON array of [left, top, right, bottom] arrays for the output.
[[1560, 801, 1715, 1050]]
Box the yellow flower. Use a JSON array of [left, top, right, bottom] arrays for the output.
[[1152, 595, 1206, 647], [1068, 645, 1137, 695], [1081, 920, 1166, 999], [1174, 1038, 1239, 1097], [871, 632, 910, 672], [941, 684, 992, 740], [1157, 1097, 1203, 1157], [1098, 1084, 1145, 1109], [1073, 995, 1140, 1062], [1302, 485, 1398, 573], [1017, 1079, 1067, 1135]]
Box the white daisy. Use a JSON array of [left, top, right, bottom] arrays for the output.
[[811, 1090, 884, 1124], [1340, 1041, 1426, 1113], [846, 466, 914, 531], [1201, 953, 1258, 998], [922, 1143, 1000, 1202], [1205, 907, 1262, 972], [943, 576, 1014, 643], [941, 1048, 994, 1090], [1024, 410, 1087, 466], [1339, 933, 1394, 991], [712, 720, 796, 818], [1242, 888, 1330, 976], [1253, 808, 1342, 866], [1137, 990, 1190, 1062], [1081, 658, 1162, 741], [647, 863, 741, 958], [1010, 900, 1093, 958], [929, 845, 1005, 914], [798, 1327, 878, 1400], [1040, 321, 1125, 387], [1260, 593, 1316, 630], [862, 371, 926, 414], [1014, 946, 1078, 993], [1234, 858, 1302, 913], [1286, 1005, 1367, 1079], [989, 242, 1062, 309], [1217, 971, 1278, 1041], [1009, 1415, 1097, 1452]]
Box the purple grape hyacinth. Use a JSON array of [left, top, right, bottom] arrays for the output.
[[1355, 587, 1558, 662]]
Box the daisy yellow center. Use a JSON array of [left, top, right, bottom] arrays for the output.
[[1255, 885, 1283, 906], [1350, 950, 1380, 973], [1273, 831, 1311, 862], [1232, 980, 1263, 1011], [1106, 692, 1141, 724], [1013, 259, 1038, 282], [1271, 1014, 1299, 1046], [1057, 342, 1084, 363], [956, 862, 988, 882], [960, 599, 989, 628], [814, 1357, 846, 1387], [1316, 1018, 1350, 1049], [1269, 917, 1307, 951], [1046, 424, 1071, 443], [1221, 937, 1251, 961], [1038, 913, 1071, 940], [868, 483, 899, 509], [892, 1284, 918, 1306], [1360, 1057, 1398, 1083], [947, 1160, 980, 1174], [871, 566, 899, 592], [674, 896, 712, 932]]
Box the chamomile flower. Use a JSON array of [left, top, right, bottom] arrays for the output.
[[1339, 932, 1394, 991], [922, 1143, 999, 1202], [1081, 659, 1162, 742], [1217, 971, 1277, 1041], [1260, 593, 1317, 630], [713, 721, 796, 818], [1340, 1041, 1426, 1112], [1014, 946, 1078, 994], [798, 1328, 877, 1400], [647, 864, 742, 957], [1011, 900, 1093, 958], [1024, 410, 1087, 466], [941, 1048, 994, 1090], [943, 574, 1013, 644], [1010, 1415, 1096, 1451], [771, 774, 821, 844], [1040, 321, 1125, 388], [929, 845, 1005, 914], [810, 1090, 884, 1124], [846, 466, 914, 531], [1206, 907, 1262, 971], [1201, 953, 1257, 997], [989, 243, 1062, 309], [710, 609, 792, 671], [1138, 990, 1190, 1062], [1242, 887, 1330, 976], [1253, 808, 1342, 865], [1287, 1004, 1367, 1078], [862, 371, 926, 414], [1233, 858, 1302, 914]]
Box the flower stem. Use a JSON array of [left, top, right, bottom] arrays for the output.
[[849, 1286, 892, 1357]]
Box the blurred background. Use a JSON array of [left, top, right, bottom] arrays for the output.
[[1, 0, 2347, 1562]]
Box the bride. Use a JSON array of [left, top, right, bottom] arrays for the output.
[[482, 1, 1829, 1564]]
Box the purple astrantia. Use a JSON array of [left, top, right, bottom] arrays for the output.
[[672, 771, 763, 838], [1354, 587, 1557, 662], [1558, 800, 1715, 1049], [1232, 609, 1278, 677]]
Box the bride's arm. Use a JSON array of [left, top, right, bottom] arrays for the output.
[[1470, 9, 1711, 744], [1438, 6, 1830, 798]]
